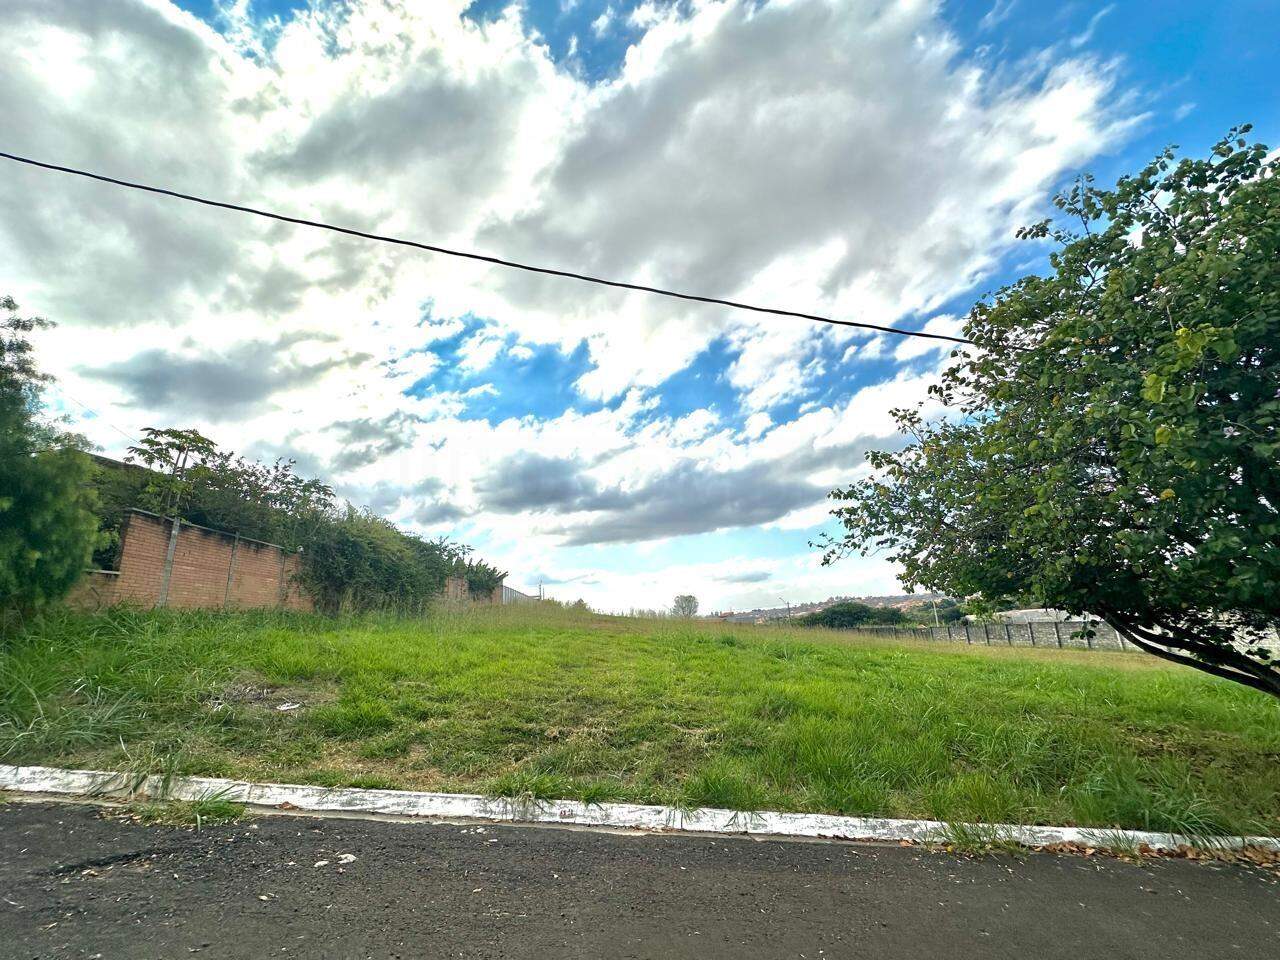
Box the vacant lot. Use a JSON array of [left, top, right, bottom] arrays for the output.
[[2, 605, 1277, 835]]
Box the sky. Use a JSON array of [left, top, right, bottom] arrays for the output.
[[3, 0, 1277, 613]]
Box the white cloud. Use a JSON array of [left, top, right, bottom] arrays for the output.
[[743, 411, 772, 439], [1070, 5, 1114, 49], [591, 6, 614, 38], [487, 0, 1129, 400], [893, 314, 965, 362], [0, 0, 1135, 609], [980, 0, 1018, 31], [842, 334, 886, 364]]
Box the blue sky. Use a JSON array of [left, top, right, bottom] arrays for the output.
[[6, 0, 1277, 611]]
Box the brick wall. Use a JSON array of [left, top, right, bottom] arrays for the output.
[[442, 576, 468, 603], [65, 510, 313, 613], [66, 510, 501, 614], [64, 571, 123, 610]]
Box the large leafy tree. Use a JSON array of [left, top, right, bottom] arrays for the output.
[[822, 129, 1280, 697], [0, 297, 98, 617]]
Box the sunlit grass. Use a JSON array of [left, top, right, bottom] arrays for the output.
[[2, 603, 1277, 834]]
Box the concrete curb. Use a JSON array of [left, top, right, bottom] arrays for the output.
[[3, 764, 1277, 853]]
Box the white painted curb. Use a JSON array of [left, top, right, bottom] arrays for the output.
[[2, 764, 1276, 853]]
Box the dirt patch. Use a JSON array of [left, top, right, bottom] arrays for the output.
[[206, 679, 337, 715]]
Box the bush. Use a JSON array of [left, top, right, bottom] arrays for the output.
[[797, 601, 907, 630]]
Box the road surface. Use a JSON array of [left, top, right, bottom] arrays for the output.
[[1, 799, 1275, 959]]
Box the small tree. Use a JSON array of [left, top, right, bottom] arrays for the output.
[[126, 426, 218, 515], [822, 129, 1280, 697], [0, 297, 98, 616], [672, 594, 698, 618]]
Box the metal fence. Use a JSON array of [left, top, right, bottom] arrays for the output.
[[851, 620, 1133, 650], [500, 584, 539, 605]]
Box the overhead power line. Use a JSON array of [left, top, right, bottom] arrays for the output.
[[48, 383, 142, 445], [0, 150, 975, 347]]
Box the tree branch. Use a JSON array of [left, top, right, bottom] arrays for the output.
[[1107, 617, 1280, 698]]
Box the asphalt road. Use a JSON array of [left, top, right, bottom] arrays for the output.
[[1, 800, 1276, 960]]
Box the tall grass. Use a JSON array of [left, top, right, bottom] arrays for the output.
[[2, 604, 1277, 834]]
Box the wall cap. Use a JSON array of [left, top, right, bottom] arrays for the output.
[[126, 508, 300, 554]]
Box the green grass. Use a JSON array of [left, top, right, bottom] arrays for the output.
[[121, 795, 247, 828], [2, 604, 1277, 835]]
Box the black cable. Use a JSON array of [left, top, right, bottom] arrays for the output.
[[51, 385, 141, 445], [0, 150, 975, 347]]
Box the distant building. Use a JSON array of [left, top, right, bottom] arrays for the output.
[[988, 608, 1084, 623]]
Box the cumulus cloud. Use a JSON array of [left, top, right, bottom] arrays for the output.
[[487, 0, 1130, 401], [82, 333, 370, 420], [476, 452, 626, 514], [0, 0, 1136, 610], [325, 411, 423, 472], [555, 460, 828, 545]]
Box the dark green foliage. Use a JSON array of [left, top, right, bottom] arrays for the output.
[[126, 427, 219, 516], [85, 456, 149, 568], [797, 601, 907, 629], [300, 506, 472, 614], [823, 129, 1280, 697], [0, 297, 99, 617], [928, 599, 967, 624], [459, 554, 505, 599]]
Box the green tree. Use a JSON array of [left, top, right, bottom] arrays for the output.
[[822, 129, 1280, 697], [125, 426, 219, 515], [672, 594, 698, 618], [0, 298, 98, 616]]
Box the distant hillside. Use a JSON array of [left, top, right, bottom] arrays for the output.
[[712, 592, 949, 623]]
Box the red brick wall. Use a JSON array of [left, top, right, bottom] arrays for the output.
[[114, 511, 171, 606], [64, 571, 123, 611], [65, 511, 314, 613], [165, 522, 235, 608]]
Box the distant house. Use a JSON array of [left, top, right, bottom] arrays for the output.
[[987, 608, 1092, 623]]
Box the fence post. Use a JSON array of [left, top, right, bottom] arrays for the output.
[[963, 624, 972, 644], [1028, 622, 1036, 647], [156, 518, 181, 608], [1053, 619, 1063, 648], [1005, 624, 1014, 646], [277, 552, 288, 608], [223, 533, 240, 609]]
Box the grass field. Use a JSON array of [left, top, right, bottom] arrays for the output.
[[2, 604, 1277, 836]]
